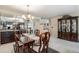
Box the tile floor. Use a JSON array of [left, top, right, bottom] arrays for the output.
[[0, 36, 79, 53], [49, 37, 79, 53]]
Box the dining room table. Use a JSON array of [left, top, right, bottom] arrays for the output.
[[19, 33, 40, 52], [22, 33, 40, 44]]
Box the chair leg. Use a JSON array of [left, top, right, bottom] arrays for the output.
[[46, 49, 48, 53], [46, 45, 48, 53], [16, 47, 19, 53], [13, 45, 16, 53], [13, 44, 18, 53]]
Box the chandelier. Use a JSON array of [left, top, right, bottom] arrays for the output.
[[22, 5, 34, 20]]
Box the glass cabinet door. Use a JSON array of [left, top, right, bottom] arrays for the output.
[[72, 19, 76, 33], [58, 21, 61, 32], [66, 20, 70, 32], [62, 20, 65, 32]]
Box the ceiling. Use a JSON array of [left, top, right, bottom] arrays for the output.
[[0, 5, 77, 18]]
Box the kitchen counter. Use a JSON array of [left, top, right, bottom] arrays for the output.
[[0, 30, 20, 32], [0, 30, 20, 44]]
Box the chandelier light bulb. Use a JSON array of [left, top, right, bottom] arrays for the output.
[[22, 15, 26, 19], [27, 14, 31, 18], [32, 16, 34, 19]]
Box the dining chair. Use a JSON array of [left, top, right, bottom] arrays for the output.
[[35, 29, 40, 36], [32, 32, 50, 53], [41, 32, 50, 52], [13, 31, 25, 53], [33, 29, 41, 46], [21, 35, 35, 53], [23, 39, 35, 53]]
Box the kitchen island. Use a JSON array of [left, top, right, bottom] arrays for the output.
[[0, 30, 20, 44]]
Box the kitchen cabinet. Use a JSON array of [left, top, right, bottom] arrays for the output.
[[0, 30, 19, 44]]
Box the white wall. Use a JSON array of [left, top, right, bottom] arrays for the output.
[[50, 16, 62, 38]]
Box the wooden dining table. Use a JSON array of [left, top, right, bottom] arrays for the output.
[[20, 33, 40, 52], [22, 33, 40, 44]]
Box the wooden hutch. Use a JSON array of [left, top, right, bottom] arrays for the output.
[[58, 15, 78, 42]]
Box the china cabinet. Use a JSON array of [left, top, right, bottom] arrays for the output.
[[58, 15, 78, 42]]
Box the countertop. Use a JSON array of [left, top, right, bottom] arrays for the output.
[[0, 30, 20, 32]]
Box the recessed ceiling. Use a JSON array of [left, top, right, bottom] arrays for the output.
[[0, 5, 77, 18]]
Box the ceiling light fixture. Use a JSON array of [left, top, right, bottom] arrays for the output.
[[26, 5, 34, 20], [22, 5, 34, 20]]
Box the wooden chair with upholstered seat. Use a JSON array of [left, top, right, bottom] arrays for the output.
[[41, 32, 50, 52], [13, 31, 25, 53], [32, 32, 50, 53], [35, 29, 40, 37], [14, 31, 35, 53], [32, 29, 41, 46]]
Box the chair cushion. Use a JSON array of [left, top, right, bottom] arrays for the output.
[[33, 46, 40, 52], [34, 40, 40, 46], [18, 41, 23, 46], [19, 35, 26, 43]]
